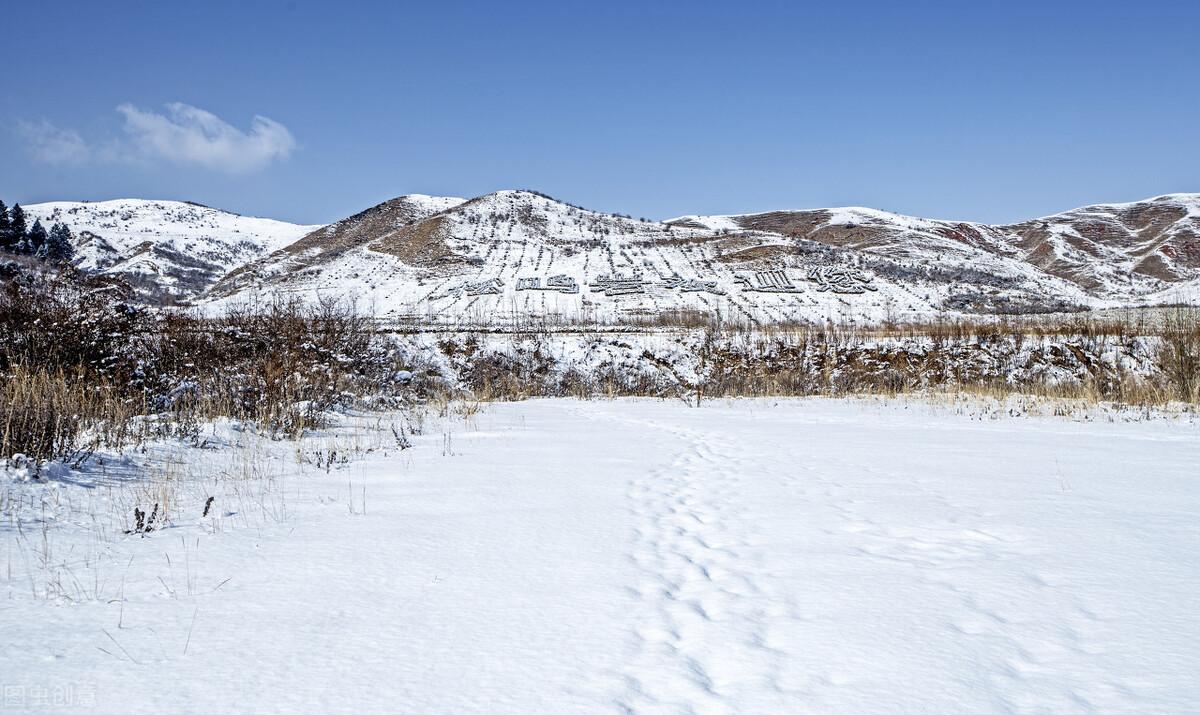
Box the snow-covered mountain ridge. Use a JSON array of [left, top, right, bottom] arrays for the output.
[[25, 192, 1200, 322], [676, 192, 1200, 295], [24, 199, 322, 300], [209, 190, 1200, 325]]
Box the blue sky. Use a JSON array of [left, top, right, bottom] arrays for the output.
[[2, 0, 1197, 224]]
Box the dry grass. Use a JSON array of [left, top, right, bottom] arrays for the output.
[[3, 266, 1197, 469], [0, 367, 94, 464], [426, 307, 1200, 408], [380, 302, 1193, 340], [0, 273, 418, 468], [1158, 305, 1200, 402]]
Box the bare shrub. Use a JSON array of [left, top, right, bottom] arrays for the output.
[[0, 271, 417, 462], [425, 316, 1198, 408]]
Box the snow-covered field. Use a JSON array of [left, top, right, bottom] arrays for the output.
[[3, 398, 1199, 712]]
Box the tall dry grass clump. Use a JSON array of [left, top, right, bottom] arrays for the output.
[[1157, 306, 1200, 402], [0, 366, 137, 463], [0, 367, 88, 463]]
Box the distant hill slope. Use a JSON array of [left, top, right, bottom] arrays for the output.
[[996, 194, 1200, 288], [208, 190, 1199, 326], [28, 192, 1199, 324], [675, 193, 1200, 297], [213, 194, 464, 298], [24, 199, 321, 300]]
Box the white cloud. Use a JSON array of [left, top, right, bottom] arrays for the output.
[[17, 119, 91, 166], [116, 102, 296, 173], [15, 103, 296, 173]]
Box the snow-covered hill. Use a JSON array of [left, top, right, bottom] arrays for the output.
[[677, 193, 1200, 301], [24, 199, 322, 300], [213, 193, 464, 300], [996, 193, 1200, 290], [26, 192, 1200, 323], [210, 190, 1200, 326]]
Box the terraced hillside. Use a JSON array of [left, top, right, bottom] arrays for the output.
[[210, 190, 1200, 326]]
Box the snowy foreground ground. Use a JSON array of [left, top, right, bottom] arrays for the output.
[[3, 398, 1199, 713]]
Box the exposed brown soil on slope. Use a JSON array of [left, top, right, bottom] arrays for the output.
[[370, 215, 467, 268]]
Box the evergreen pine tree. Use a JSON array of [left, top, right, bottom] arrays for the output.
[[27, 220, 48, 257], [0, 200, 11, 252], [9, 204, 27, 239], [45, 223, 76, 263]]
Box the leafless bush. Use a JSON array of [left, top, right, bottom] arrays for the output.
[[0, 273, 419, 462]]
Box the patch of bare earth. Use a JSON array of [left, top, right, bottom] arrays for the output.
[[370, 215, 467, 270]]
